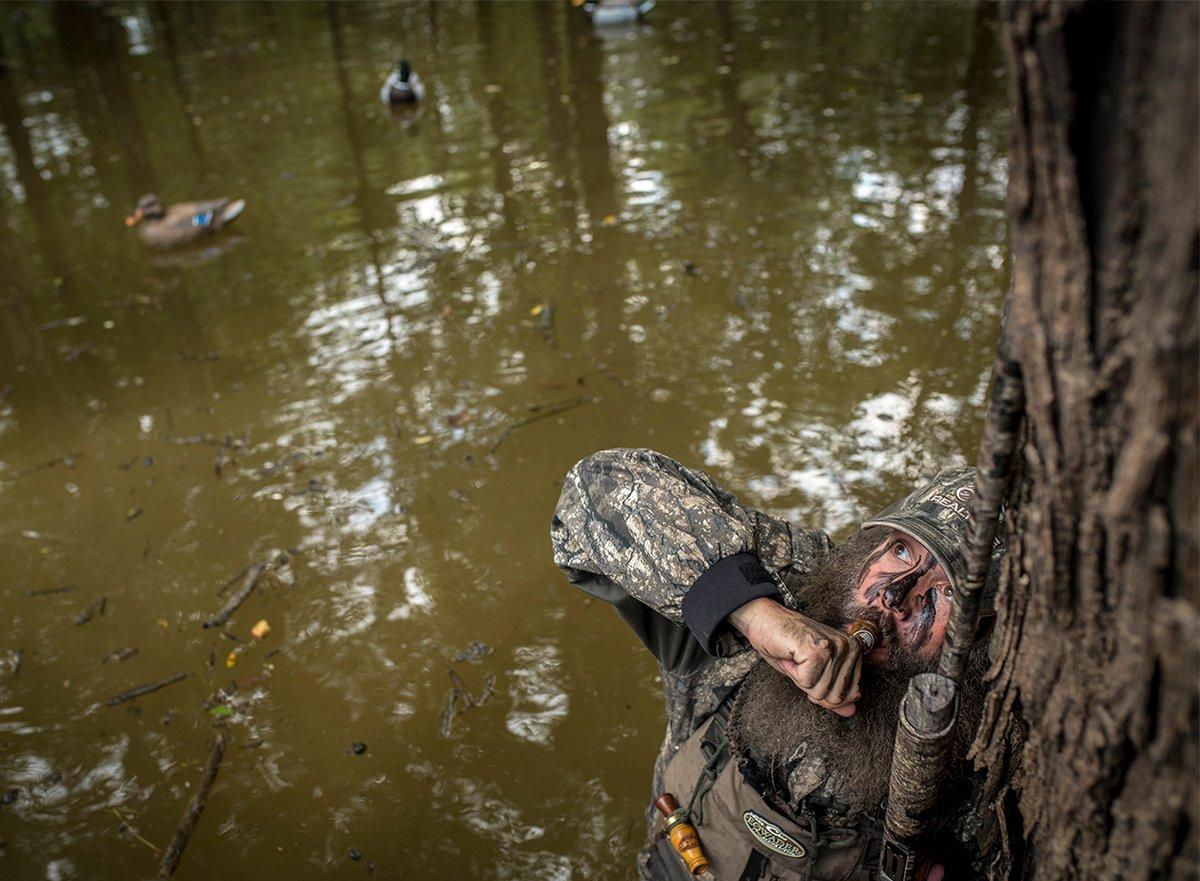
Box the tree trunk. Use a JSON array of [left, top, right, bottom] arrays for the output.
[[971, 3, 1198, 880]]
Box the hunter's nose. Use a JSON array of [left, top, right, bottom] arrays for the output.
[[882, 581, 912, 612]]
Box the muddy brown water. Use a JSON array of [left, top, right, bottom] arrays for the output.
[[0, 2, 1008, 878]]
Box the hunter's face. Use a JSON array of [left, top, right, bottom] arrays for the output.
[[851, 529, 952, 664]]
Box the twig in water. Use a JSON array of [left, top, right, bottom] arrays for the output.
[[5, 452, 83, 482], [488, 395, 594, 454], [75, 596, 107, 625], [447, 669, 473, 706], [63, 341, 95, 362], [159, 433, 243, 449], [203, 564, 264, 628], [440, 669, 497, 737], [438, 687, 460, 738], [158, 733, 225, 878], [447, 669, 496, 709], [214, 565, 250, 597], [110, 807, 162, 855], [38, 315, 86, 331], [26, 585, 75, 597], [105, 672, 187, 707], [475, 673, 496, 706], [176, 350, 221, 362], [103, 646, 138, 664]]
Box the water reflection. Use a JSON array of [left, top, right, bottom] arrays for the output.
[[505, 643, 569, 746], [0, 2, 1007, 878]]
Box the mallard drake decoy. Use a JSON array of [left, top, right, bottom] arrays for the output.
[[125, 194, 245, 249], [584, 0, 655, 27], [380, 59, 425, 105]]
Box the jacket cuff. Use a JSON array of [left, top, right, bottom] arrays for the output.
[[682, 552, 782, 656]]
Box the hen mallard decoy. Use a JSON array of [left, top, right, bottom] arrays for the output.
[[125, 194, 245, 249], [380, 59, 425, 105], [583, 0, 655, 26]]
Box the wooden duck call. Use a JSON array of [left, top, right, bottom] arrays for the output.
[[850, 619, 882, 652], [654, 793, 709, 875]]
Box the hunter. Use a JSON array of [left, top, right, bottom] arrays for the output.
[[551, 448, 1000, 881]]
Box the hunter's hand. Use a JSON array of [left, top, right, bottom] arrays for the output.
[[728, 597, 862, 717]]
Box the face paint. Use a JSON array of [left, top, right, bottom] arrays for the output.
[[857, 543, 890, 603], [853, 533, 953, 662], [861, 551, 935, 609], [908, 586, 939, 648], [881, 555, 936, 609]]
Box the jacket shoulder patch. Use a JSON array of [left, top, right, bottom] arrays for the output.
[[742, 810, 807, 858]]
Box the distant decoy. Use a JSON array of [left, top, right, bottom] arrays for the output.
[[584, 0, 655, 26], [380, 59, 425, 105], [124, 194, 246, 249]]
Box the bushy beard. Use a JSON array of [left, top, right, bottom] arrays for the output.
[[727, 528, 987, 819]]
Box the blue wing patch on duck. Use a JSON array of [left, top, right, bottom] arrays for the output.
[[126, 194, 246, 250]]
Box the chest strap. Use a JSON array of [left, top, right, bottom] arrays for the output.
[[684, 690, 737, 825]]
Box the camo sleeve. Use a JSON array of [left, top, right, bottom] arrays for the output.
[[551, 448, 833, 660]]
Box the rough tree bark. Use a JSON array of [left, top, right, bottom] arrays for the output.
[[970, 3, 1198, 880]]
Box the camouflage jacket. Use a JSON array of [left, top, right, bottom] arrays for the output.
[[551, 448, 989, 879], [550, 448, 836, 805]]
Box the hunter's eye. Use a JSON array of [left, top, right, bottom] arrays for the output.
[[893, 540, 911, 562], [940, 584, 953, 599]]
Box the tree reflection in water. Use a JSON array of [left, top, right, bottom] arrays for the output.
[[0, 3, 1007, 878]]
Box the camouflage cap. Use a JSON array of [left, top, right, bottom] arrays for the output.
[[861, 466, 1003, 615]]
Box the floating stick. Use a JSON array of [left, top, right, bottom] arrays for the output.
[[158, 733, 226, 877], [203, 564, 264, 629], [104, 672, 187, 707], [488, 395, 593, 453]]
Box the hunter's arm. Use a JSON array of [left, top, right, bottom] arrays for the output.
[[551, 448, 830, 666]]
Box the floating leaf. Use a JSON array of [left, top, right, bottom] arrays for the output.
[[225, 651, 237, 669], [530, 304, 545, 317], [413, 435, 434, 445], [209, 705, 233, 719]]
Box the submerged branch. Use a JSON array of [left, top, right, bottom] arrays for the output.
[[75, 596, 107, 625], [159, 432, 245, 449], [105, 672, 187, 707], [203, 564, 264, 629], [158, 733, 226, 877], [4, 452, 83, 482], [488, 395, 594, 454]]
